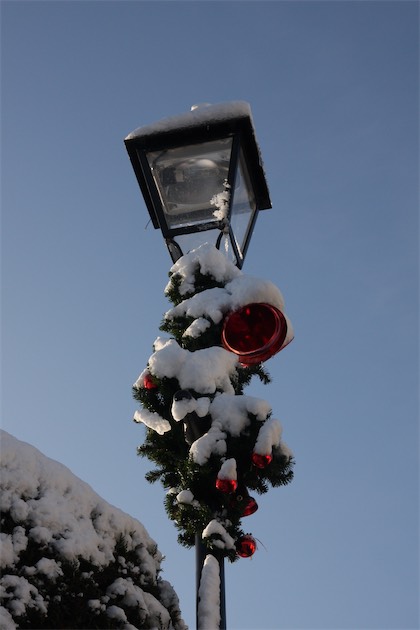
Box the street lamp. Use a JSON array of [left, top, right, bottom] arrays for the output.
[[125, 102, 273, 630], [124, 101, 271, 268]]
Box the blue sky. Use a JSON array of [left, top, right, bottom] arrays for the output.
[[1, 1, 418, 629]]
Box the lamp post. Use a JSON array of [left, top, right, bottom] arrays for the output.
[[124, 101, 271, 269], [125, 101, 272, 629]]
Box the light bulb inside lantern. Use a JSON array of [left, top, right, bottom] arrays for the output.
[[147, 139, 232, 227]]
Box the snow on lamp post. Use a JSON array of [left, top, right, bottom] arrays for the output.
[[125, 102, 294, 630], [124, 101, 271, 269]]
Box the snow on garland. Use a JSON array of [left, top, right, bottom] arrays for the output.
[[133, 243, 294, 561], [0, 431, 186, 630]]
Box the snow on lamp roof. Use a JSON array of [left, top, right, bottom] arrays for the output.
[[124, 101, 254, 144]]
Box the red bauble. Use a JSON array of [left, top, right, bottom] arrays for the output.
[[251, 452, 273, 469], [143, 373, 157, 390], [222, 303, 289, 365], [216, 478, 238, 494], [229, 487, 258, 516], [236, 534, 257, 558], [242, 496, 258, 517]]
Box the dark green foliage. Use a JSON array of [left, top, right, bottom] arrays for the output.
[[237, 363, 272, 389], [161, 315, 223, 353], [164, 270, 226, 306], [8, 536, 145, 629], [134, 260, 294, 561], [0, 519, 183, 630]]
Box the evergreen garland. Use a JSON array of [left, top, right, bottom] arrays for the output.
[[134, 247, 294, 561]]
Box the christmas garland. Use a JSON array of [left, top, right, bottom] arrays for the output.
[[133, 244, 294, 562]]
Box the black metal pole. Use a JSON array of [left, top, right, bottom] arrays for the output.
[[196, 533, 226, 630]]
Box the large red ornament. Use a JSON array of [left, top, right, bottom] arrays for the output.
[[216, 478, 238, 494], [251, 452, 273, 469], [236, 534, 257, 558], [221, 303, 289, 365], [143, 373, 157, 390]]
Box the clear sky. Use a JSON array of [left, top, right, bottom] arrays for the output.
[[1, 1, 418, 629]]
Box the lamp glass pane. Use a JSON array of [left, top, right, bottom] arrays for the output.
[[146, 138, 233, 229], [230, 148, 257, 258]]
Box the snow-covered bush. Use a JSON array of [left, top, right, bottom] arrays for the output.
[[0, 431, 187, 630]]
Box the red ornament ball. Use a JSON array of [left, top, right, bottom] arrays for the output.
[[143, 373, 157, 390], [242, 496, 258, 517], [236, 534, 257, 558], [251, 452, 273, 468], [216, 478, 238, 494]]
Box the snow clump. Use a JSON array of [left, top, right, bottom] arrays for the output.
[[165, 242, 242, 297], [197, 555, 220, 630], [202, 520, 236, 551], [147, 336, 238, 395], [217, 458, 237, 481]]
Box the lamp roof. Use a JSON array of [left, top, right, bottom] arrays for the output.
[[125, 101, 252, 144]]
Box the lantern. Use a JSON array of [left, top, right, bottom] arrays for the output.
[[124, 102, 271, 268]]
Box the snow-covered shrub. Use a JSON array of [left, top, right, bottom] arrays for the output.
[[0, 431, 187, 630]]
